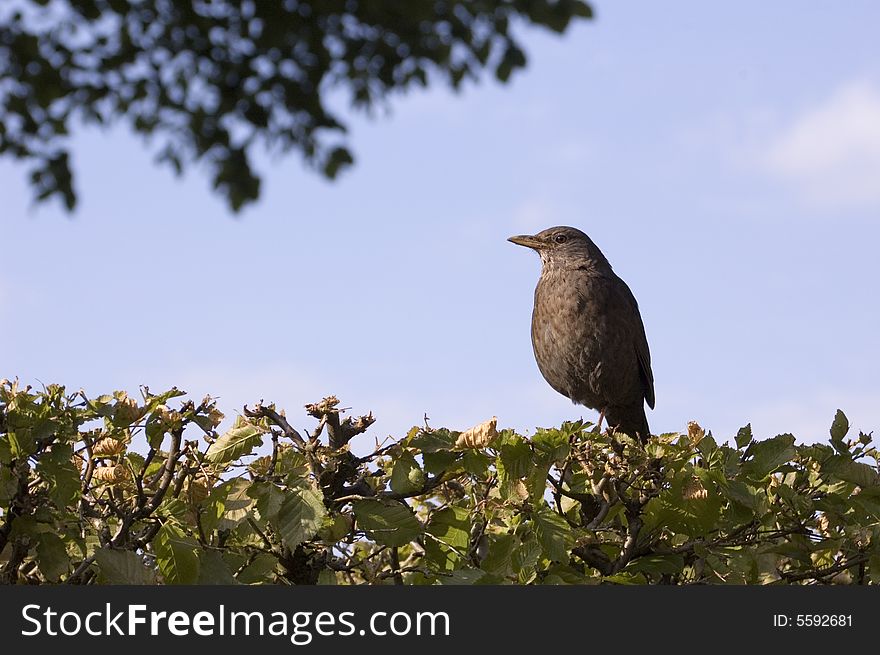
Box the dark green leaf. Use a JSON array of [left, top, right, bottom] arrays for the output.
[[213, 477, 255, 530], [511, 535, 542, 580], [248, 481, 286, 521], [625, 554, 685, 576], [822, 455, 880, 488], [481, 533, 517, 577], [196, 550, 239, 585], [323, 146, 353, 179], [735, 424, 753, 449], [95, 548, 157, 585], [438, 569, 486, 585], [742, 434, 796, 478], [830, 409, 849, 442], [273, 486, 326, 549], [531, 428, 571, 463], [154, 524, 200, 585], [353, 499, 422, 547], [37, 448, 80, 506], [533, 508, 574, 562], [318, 569, 338, 585], [499, 439, 532, 478], [318, 513, 353, 543], [0, 465, 16, 504], [390, 452, 425, 495], [422, 450, 458, 475], [722, 480, 759, 511], [145, 411, 167, 449], [235, 552, 278, 584], [37, 533, 70, 581], [425, 506, 471, 571], [408, 428, 456, 453]]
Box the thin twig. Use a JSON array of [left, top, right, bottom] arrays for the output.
[[244, 403, 306, 447], [390, 547, 404, 585]]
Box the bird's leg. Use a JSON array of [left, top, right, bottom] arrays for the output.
[[598, 408, 623, 454], [596, 408, 606, 433]]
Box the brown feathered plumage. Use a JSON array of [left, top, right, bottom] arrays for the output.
[[509, 226, 654, 441]]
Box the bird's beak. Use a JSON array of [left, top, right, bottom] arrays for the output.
[[507, 234, 544, 250]]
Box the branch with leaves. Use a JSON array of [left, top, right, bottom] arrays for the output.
[[1, 378, 879, 585], [0, 1, 592, 211]]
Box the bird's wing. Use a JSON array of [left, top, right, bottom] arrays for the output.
[[634, 318, 655, 409], [616, 278, 655, 409]]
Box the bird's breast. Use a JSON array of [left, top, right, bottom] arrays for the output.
[[530, 271, 605, 406]]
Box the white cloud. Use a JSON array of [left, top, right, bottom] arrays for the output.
[[763, 80, 880, 210]]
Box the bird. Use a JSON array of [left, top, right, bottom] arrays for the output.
[[508, 226, 654, 441]]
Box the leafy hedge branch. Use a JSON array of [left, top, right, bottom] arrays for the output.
[[1, 378, 879, 585], [0, 1, 592, 211]]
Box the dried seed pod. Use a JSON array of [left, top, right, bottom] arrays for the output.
[[185, 475, 213, 506], [249, 454, 272, 477], [114, 395, 143, 425], [92, 465, 129, 484], [71, 452, 85, 473], [92, 437, 127, 457], [454, 417, 498, 449], [206, 406, 225, 429]]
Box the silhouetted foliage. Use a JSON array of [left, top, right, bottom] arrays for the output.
[[2, 380, 878, 585], [0, 0, 592, 211]]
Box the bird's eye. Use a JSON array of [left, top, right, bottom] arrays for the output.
[[554, 234, 568, 244]]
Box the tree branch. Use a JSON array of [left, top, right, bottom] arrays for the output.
[[245, 403, 305, 447], [780, 553, 871, 583]]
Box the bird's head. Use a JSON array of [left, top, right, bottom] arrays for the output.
[[508, 226, 611, 271]]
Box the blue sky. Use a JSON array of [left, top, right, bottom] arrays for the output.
[[2, 1, 879, 448]]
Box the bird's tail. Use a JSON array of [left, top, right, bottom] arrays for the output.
[[605, 404, 650, 443]]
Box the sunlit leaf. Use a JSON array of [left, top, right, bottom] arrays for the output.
[[205, 416, 266, 465], [154, 523, 200, 585]]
